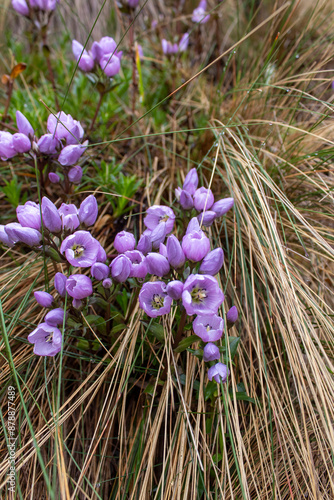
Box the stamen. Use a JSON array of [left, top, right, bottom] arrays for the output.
[[151, 293, 164, 309], [45, 334, 53, 343], [72, 244, 84, 258]]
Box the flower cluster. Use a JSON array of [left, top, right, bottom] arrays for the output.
[[175, 168, 234, 227], [192, 0, 210, 24], [0, 111, 87, 186], [12, 0, 59, 17], [161, 33, 189, 55], [72, 36, 123, 77]]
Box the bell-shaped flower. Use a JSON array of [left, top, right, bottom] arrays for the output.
[[183, 168, 198, 195], [58, 203, 80, 231], [179, 33, 189, 52], [100, 53, 121, 77], [136, 232, 152, 255], [58, 143, 86, 166], [159, 243, 168, 258], [12, 0, 29, 15], [211, 198, 234, 217], [68, 165, 83, 184], [12, 133, 31, 153], [146, 253, 170, 277], [161, 39, 179, 55], [186, 217, 200, 234], [45, 308, 66, 326], [166, 235, 185, 268], [226, 305, 238, 327], [166, 280, 184, 300], [91, 36, 120, 63], [72, 40, 95, 72], [207, 363, 229, 384], [16, 201, 41, 230], [180, 190, 193, 209], [47, 111, 84, 146], [28, 322, 62, 356], [34, 291, 54, 308], [41, 197, 62, 233], [124, 250, 148, 278], [60, 231, 101, 267], [37, 134, 59, 155], [144, 205, 175, 234], [199, 248, 224, 275], [110, 254, 132, 282], [49, 172, 60, 183], [197, 211, 216, 227], [193, 313, 224, 342], [114, 231, 136, 253], [91, 262, 110, 281], [193, 187, 214, 211], [78, 195, 98, 227], [139, 281, 172, 318], [5, 223, 42, 246], [182, 274, 224, 315], [103, 278, 112, 288], [0, 131, 17, 160], [203, 343, 220, 362], [192, 0, 210, 23], [0, 225, 15, 247], [182, 230, 210, 262], [66, 274, 93, 299], [16, 111, 34, 138], [54, 272, 67, 296]]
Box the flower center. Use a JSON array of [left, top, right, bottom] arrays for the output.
[[45, 334, 53, 343], [159, 215, 169, 224], [191, 287, 207, 303], [72, 244, 84, 258], [206, 324, 211, 331], [151, 294, 164, 309]]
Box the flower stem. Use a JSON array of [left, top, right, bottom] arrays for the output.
[[172, 308, 187, 350], [88, 91, 105, 134]]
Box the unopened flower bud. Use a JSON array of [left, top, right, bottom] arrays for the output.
[[34, 291, 54, 308], [79, 195, 98, 227], [183, 168, 198, 195], [146, 253, 170, 277], [180, 190, 193, 209], [42, 197, 62, 233], [68, 165, 83, 184], [199, 248, 224, 275], [48, 172, 60, 184], [203, 343, 220, 362], [110, 254, 132, 282], [166, 280, 183, 300], [12, 133, 31, 153], [197, 211, 216, 227], [54, 272, 67, 297], [166, 235, 185, 268], [211, 198, 234, 217], [114, 231, 136, 253], [91, 262, 110, 281], [226, 306, 238, 327], [102, 278, 113, 288]]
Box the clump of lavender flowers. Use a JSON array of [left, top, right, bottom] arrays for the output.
[[72, 36, 123, 78]]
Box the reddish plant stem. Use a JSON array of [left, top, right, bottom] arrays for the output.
[[3, 81, 14, 121], [129, 17, 138, 116], [42, 33, 60, 111], [88, 91, 105, 134]]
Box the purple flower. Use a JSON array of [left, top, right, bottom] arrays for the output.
[[211, 198, 234, 217], [41, 197, 62, 233], [34, 291, 54, 308], [226, 305, 238, 326], [54, 272, 67, 296], [197, 211, 216, 227], [127, 0, 139, 7], [166, 235, 185, 268], [0, 225, 15, 247], [182, 274, 224, 315], [183, 168, 198, 195], [124, 250, 148, 278], [12, 133, 31, 153], [166, 280, 184, 300], [49, 172, 60, 183], [66, 274, 93, 299], [58, 144, 87, 166], [182, 230, 210, 262], [193, 314, 224, 342], [37, 134, 59, 155], [96, 243, 107, 263], [0, 131, 16, 160], [60, 231, 101, 267], [144, 205, 175, 234], [16, 201, 41, 230], [179, 190, 193, 210], [162, 39, 179, 55], [28, 323, 62, 356], [5, 223, 42, 246], [207, 363, 229, 384], [72, 40, 95, 72], [110, 254, 132, 282], [58, 203, 80, 231], [149, 224, 167, 250], [91, 262, 110, 281], [72, 298, 82, 309], [102, 278, 112, 288], [100, 54, 121, 77], [136, 232, 152, 255], [114, 231, 136, 253], [68, 165, 83, 184], [193, 187, 214, 211], [16, 111, 34, 137], [203, 343, 220, 362], [139, 282, 172, 318], [45, 308, 66, 326], [78, 195, 98, 227], [192, 0, 210, 23], [199, 248, 224, 275], [146, 253, 170, 277], [186, 217, 200, 234], [159, 243, 168, 258], [91, 37, 121, 64], [179, 33, 189, 52], [12, 0, 29, 16], [47, 111, 84, 146]]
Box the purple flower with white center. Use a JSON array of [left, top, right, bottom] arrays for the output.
[[72, 40, 95, 72], [12, 133, 31, 153], [192, 0, 210, 24], [186, 217, 200, 234], [124, 250, 148, 278], [28, 323, 62, 356], [68, 165, 83, 184], [58, 143, 87, 166], [182, 274, 224, 316], [66, 274, 93, 299], [60, 231, 100, 267], [16, 111, 34, 138], [166, 280, 184, 300], [34, 291, 54, 308], [146, 253, 170, 277], [0, 225, 15, 247], [193, 187, 214, 211], [182, 230, 210, 262], [139, 281, 172, 318], [197, 211, 216, 227], [0, 131, 17, 160], [110, 254, 132, 282], [193, 313, 224, 342], [58, 203, 80, 231], [183, 168, 198, 195], [207, 363, 229, 384], [103, 278, 112, 288], [41, 197, 62, 233], [17, 201, 41, 230], [114, 231, 136, 253], [5, 223, 42, 246], [179, 190, 193, 209], [203, 343, 220, 362], [38, 134, 59, 155], [54, 273, 67, 296], [49, 172, 60, 183], [144, 205, 175, 234], [166, 235, 185, 268], [136, 232, 152, 254], [45, 308, 66, 326], [91, 262, 110, 280], [199, 248, 224, 276], [12, 0, 29, 16], [100, 54, 121, 77], [47, 111, 84, 146], [226, 306, 238, 326], [211, 198, 234, 217], [78, 195, 98, 227]]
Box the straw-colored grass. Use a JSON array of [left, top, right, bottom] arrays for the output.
[[1, 0, 334, 498]]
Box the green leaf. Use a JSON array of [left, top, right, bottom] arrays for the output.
[[220, 336, 240, 361], [174, 334, 200, 353], [204, 381, 218, 401], [84, 314, 106, 335], [141, 320, 165, 343]]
